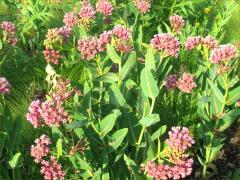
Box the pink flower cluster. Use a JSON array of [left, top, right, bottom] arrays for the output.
[[151, 33, 180, 57], [40, 156, 65, 180], [79, 1, 96, 20], [135, 0, 151, 14], [96, 0, 113, 17], [31, 135, 51, 163], [0, 21, 18, 45], [210, 44, 238, 64], [26, 99, 68, 128], [146, 159, 194, 180], [177, 73, 197, 93], [77, 36, 99, 60], [146, 127, 195, 180], [30, 135, 65, 180], [0, 77, 11, 94], [185, 36, 218, 50], [58, 26, 72, 41], [98, 30, 113, 52], [165, 74, 178, 90], [63, 12, 78, 28], [169, 14, 185, 33], [43, 48, 63, 65], [166, 127, 195, 151], [112, 25, 131, 40]]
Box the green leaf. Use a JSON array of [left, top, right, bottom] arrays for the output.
[[123, 155, 140, 176], [107, 44, 121, 64], [210, 91, 224, 116], [119, 52, 136, 80], [207, 79, 225, 103], [108, 128, 128, 152], [8, 153, 21, 169], [56, 138, 63, 158], [227, 86, 240, 105], [218, 109, 240, 132], [76, 155, 92, 171], [140, 114, 160, 128], [145, 48, 156, 72], [65, 119, 88, 130], [99, 110, 122, 138], [140, 68, 159, 98], [109, 84, 127, 107], [96, 73, 119, 83], [151, 125, 167, 141]]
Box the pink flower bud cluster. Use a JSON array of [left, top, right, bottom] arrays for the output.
[[151, 33, 180, 57], [26, 99, 68, 128], [30, 135, 51, 163], [43, 48, 63, 65], [112, 25, 131, 40], [58, 26, 72, 41], [30, 135, 65, 180], [77, 36, 99, 60], [210, 44, 238, 64], [41, 100, 68, 127], [98, 30, 113, 52], [0, 77, 11, 94], [0, 21, 18, 45], [165, 74, 178, 90], [96, 0, 113, 17], [177, 73, 197, 93], [169, 14, 185, 33], [185, 36, 218, 50], [146, 127, 194, 180], [40, 156, 65, 180], [166, 127, 195, 151], [79, 1, 96, 20], [63, 12, 79, 28], [135, 0, 151, 14]]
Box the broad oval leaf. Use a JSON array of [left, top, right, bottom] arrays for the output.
[[140, 68, 159, 98], [108, 128, 128, 152], [139, 114, 160, 127]]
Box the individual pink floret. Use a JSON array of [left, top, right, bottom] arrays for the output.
[[151, 33, 180, 57], [30, 135, 51, 163]]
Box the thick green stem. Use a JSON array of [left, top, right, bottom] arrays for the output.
[[135, 98, 156, 161]]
